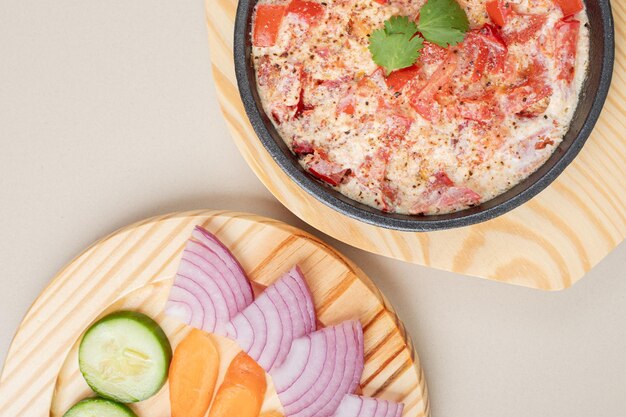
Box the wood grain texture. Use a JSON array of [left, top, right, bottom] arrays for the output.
[[0, 210, 429, 417], [207, 0, 626, 290]]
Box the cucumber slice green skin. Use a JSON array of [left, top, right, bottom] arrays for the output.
[[62, 397, 138, 417], [79, 311, 172, 403]]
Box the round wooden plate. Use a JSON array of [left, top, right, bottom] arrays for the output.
[[207, 0, 626, 290], [0, 210, 429, 417]]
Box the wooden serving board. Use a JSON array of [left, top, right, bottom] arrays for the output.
[[0, 210, 429, 417], [207, 0, 626, 290]]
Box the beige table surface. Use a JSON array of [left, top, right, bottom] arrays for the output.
[[1, 1, 625, 416]]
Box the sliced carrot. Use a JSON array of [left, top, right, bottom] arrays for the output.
[[169, 329, 220, 417], [260, 412, 284, 417], [209, 352, 267, 417]]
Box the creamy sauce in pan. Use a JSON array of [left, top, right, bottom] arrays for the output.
[[252, 0, 589, 214]]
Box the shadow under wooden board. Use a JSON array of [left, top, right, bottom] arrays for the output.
[[0, 210, 429, 417], [207, 0, 626, 290]]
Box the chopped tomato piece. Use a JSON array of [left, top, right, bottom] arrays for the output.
[[478, 23, 507, 48], [499, 59, 553, 116], [411, 99, 441, 122], [380, 182, 398, 212], [292, 140, 314, 155], [271, 104, 291, 124], [385, 65, 421, 92], [486, 0, 511, 26], [459, 98, 496, 122], [294, 88, 314, 119], [502, 72, 552, 116], [419, 42, 448, 65], [411, 173, 481, 214], [407, 52, 457, 120], [470, 41, 490, 82], [374, 0, 388, 3], [286, 0, 325, 25], [253, 5, 287, 47], [460, 25, 507, 82], [385, 114, 413, 141], [555, 18, 580, 84], [432, 171, 454, 187], [359, 149, 388, 184], [357, 149, 397, 211], [504, 13, 546, 44], [555, 0, 584, 17], [256, 56, 273, 87], [439, 186, 481, 208], [376, 96, 388, 111], [306, 152, 349, 186]]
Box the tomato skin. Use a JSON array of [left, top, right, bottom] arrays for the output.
[[373, 0, 388, 4], [286, 0, 325, 24], [478, 24, 507, 46], [458, 98, 496, 122], [555, 0, 584, 17], [433, 172, 454, 187], [419, 42, 448, 65], [385, 114, 413, 142], [407, 52, 458, 121], [385, 65, 421, 92], [479, 25, 507, 73], [501, 68, 553, 116], [486, 0, 511, 26], [307, 152, 349, 186], [438, 186, 481, 208], [293, 88, 314, 119], [555, 18, 580, 84], [380, 183, 398, 212], [253, 5, 287, 47], [292, 140, 315, 155], [410, 172, 481, 214], [503, 13, 547, 44], [256, 56, 274, 87], [459, 24, 507, 84], [357, 149, 397, 211]]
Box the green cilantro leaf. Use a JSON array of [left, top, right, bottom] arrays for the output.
[[367, 1, 469, 75], [368, 16, 424, 76], [417, 0, 470, 47], [384, 15, 419, 36]]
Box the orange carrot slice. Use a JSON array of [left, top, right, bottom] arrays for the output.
[[169, 329, 220, 417], [209, 352, 267, 417], [260, 412, 284, 417]]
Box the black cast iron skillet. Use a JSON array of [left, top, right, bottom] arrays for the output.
[[234, 0, 615, 232]]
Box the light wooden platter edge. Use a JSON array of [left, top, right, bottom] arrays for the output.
[[206, 0, 626, 290], [0, 210, 430, 417]]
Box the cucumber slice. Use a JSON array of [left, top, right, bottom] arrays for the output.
[[63, 397, 138, 417], [79, 311, 172, 403]]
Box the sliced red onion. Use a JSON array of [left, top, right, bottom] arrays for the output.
[[191, 226, 253, 310], [332, 395, 404, 417], [227, 266, 316, 371], [165, 226, 253, 335], [270, 321, 364, 417]]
